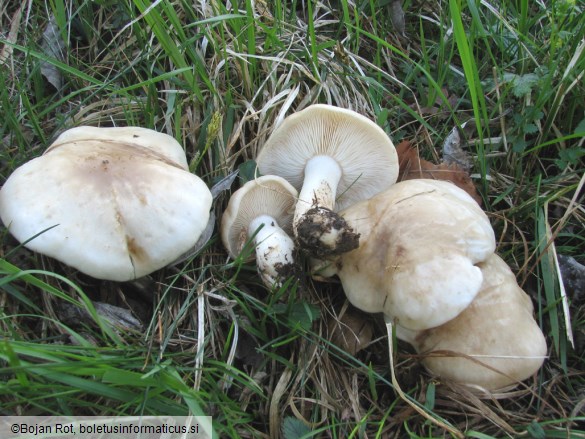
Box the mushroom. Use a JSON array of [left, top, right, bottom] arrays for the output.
[[0, 126, 213, 281], [314, 179, 496, 330], [46, 126, 191, 168], [397, 254, 548, 390], [221, 175, 298, 288], [256, 104, 399, 257]]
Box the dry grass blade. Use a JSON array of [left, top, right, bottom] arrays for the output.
[[438, 382, 520, 435], [386, 320, 464, 438], [270, 366, 292, 439], [0, 5, 22, 66], [545, 204, 575, 348], [194, 284, 206, 392]]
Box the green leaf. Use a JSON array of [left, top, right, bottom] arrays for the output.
[[526, 420, 547, 439], [523, 123, 539, 134], [511, 136, 528, 153], [287, 303, 320, 330], [449, 0, 489, 184], [573, 117, 585, 135], [466, 432, 498, 439], [555, 147, 585, 169], [282, 417, 312, 439], [511, 72, 540, 97], [271, 302, 320, 331], [238, 160, 259, 185], [424, 382, 435, 410]]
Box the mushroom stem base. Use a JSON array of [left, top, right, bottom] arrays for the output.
[[295, 206, 360, 258], [250, 215, 298, 288]]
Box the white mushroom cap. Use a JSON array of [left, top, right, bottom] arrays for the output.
[[319, 179, 496, 330], [256, 104, 398, 237], [48, 126, 189, 169], [397, 254, 548, 390], [221, 175, 298, 287], [0, 126, 212, 281]]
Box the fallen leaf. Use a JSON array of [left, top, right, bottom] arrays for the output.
[[210, 170, 239, 199], [59, 301, 143, 332], [388, 0, 406, 37], [396, 140, 482, 205], [328, 307, 373, 356], [40, 16, 66, 90], [558, 255, 585, 304], [234, 325, 264, 370], [0, 6, 23, 66], [442, 126, 472, 171]]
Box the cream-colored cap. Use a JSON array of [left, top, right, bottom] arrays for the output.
[[256, 104, 399, 212], [326, 179, 496, 330], [398, 254, 547, 390], [0, 126, 212, 281]]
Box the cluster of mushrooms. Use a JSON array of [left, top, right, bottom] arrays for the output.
[[0, 105, 547, 392], [222, 105, 547, 391]]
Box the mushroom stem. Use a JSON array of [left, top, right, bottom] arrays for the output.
[[249, 215, 296, 288], [294, 155, 342, 227], [293, 155, 360, 257]]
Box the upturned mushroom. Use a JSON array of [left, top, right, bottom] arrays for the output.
[[256, 104, 399, 257], [221, 175, 298, 288], [0, 126, 213, 281], [397, 254, 548, 390], [314, 178, 496, 330]]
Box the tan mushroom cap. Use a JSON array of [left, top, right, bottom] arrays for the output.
[[397, 254, 548, 390], [320, 179, 496, 330], [256, 104, 399, 212], [221, 175, 297, 258], [0, 126, 212, 281]]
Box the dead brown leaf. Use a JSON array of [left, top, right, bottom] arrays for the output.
[[396, 140, 483, 205], [558, 255, 585, 304], [328, 307, 373, 356], [388, 0, 406, 37], [0, 6, 23, 66]]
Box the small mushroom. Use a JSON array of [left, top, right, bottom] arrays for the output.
[[221, 175, 298, 288], [0, 126, 213, 281], [256, 104, 399, 256], [314, 179, 496, 330], [397, 254, 548, 390]]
